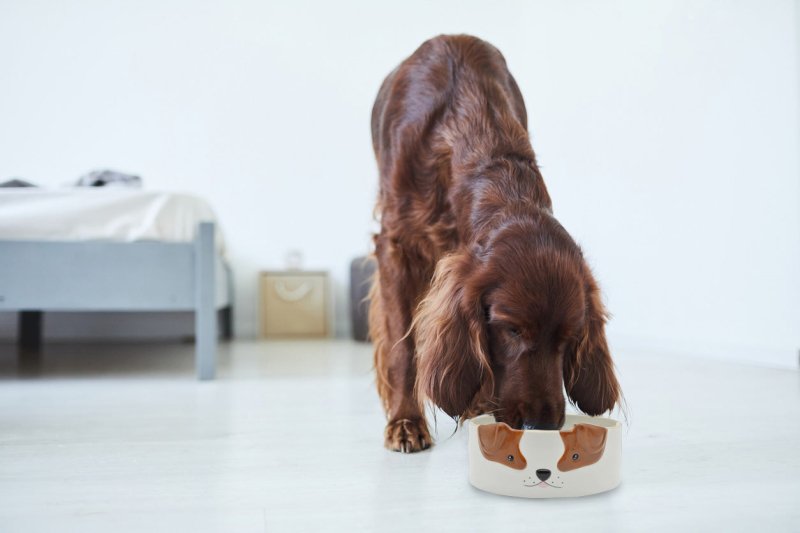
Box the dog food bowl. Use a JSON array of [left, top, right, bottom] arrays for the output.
[[468, 414, 621, 498]]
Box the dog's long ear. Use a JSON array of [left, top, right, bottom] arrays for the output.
[[414, 251, 492, 419], [563, 267, 620, 416]]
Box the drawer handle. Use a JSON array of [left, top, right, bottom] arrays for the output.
[[273, 281, 313, 302]]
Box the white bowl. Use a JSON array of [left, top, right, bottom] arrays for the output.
[[468, 414, 622, 498]]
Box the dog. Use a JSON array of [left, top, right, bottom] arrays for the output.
[[369, 34, 621, 453]]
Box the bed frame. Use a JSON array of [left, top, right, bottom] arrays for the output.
[[0, 222, 230, 380]]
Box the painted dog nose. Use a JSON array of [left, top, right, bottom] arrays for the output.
[[536, 469, 551, 482], [522, 419, 561, 430]]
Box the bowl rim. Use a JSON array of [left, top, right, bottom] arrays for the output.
[[468, 413, 622, 432]]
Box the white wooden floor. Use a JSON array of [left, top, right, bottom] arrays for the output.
[[0, 340, 798, 532]]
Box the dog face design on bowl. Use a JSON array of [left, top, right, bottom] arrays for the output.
[[468, 414, 621, 498]]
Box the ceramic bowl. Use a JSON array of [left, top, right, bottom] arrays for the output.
[[468, 413, 621, 498]]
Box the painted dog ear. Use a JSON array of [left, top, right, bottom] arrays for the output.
[[557, 423, 607, 472], [577, 424, 607, 454], [478, 423, 527, 470]]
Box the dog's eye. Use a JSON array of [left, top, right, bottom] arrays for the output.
[[507, 454, 514, 462], [571, 453, 580, 461], [508, 327, 520, 337]]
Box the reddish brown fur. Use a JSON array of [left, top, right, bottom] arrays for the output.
[[370, 35, 621, 453]]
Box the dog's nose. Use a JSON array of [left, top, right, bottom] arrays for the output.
[[536, 469, 551, 482], [522, 419, 561, 430]]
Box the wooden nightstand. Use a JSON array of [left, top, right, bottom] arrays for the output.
[[259, 271, 330, 338]]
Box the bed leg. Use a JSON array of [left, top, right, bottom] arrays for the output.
[[220, 306, 233, 340], [18, 311, 43, 350], [18, 311, 43, 373], [195, 222, 216, 380]]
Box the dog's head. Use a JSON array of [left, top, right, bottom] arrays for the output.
[[413, 211, 620, 429], [478, 421, 609, 491]]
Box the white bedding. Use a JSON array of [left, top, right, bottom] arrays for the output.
[[0, 189, 224, 252]]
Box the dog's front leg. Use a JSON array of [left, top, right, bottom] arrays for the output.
[[370, 235, 433, 453]]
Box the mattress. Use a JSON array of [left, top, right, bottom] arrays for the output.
[[0, 189, 224, 252]]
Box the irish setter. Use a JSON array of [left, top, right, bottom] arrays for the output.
[[369, 35, 621, 453]]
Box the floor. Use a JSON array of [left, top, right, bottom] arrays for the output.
[[0, 340, 798, 532]]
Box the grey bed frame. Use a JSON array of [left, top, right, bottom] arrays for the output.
[[0, 222, 230, 380]]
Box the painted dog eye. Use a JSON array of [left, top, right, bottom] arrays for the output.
[[507, 454, 514, 462], [572, 453, 580, 461]]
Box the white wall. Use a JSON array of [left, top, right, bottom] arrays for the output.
[[1, 1, 798, 368]]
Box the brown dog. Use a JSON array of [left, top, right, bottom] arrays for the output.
[[369, 34, 621, 452]]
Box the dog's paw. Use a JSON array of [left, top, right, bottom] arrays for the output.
[[384, 418, 432, 453]]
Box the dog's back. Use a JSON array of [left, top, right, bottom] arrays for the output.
[[371, 34, 535, 252]]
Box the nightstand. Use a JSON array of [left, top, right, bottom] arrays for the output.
[[259, 271, 330, 338]]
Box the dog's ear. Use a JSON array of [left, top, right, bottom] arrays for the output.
[[414, 250, 492, 419], [478, 422, 526, 470], [563, 266, 621, 416]]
